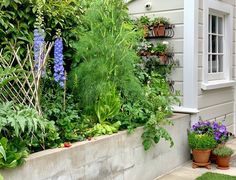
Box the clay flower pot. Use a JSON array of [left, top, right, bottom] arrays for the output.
[[143, 25, 149, 37], [216, 156, 231, 170], [159, 54, 168, 65], [192, 149, 211, 163], [154, 24, 165, 37]]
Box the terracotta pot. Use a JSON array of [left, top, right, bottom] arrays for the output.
[[159, 54, 168, 64], [143, 25, 149, 37], [155, 24, 165, 37], [216, 156, 231, 170], [192, 149, 211, 163]]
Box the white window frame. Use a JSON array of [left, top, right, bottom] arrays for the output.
[[208, 12, 224, 80], [202, 0, 235, 90]]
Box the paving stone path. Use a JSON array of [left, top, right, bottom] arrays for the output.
[[155, 139, 236, 180]]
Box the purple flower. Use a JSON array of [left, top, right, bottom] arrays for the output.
[[219, 125, 226, 133], [34, 28, 45, 71], [53, 37, 65, 87]]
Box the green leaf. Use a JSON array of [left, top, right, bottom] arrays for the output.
[[0, 145, 6, 161]]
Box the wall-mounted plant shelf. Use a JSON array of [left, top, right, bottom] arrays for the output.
[[144, 24, 175, 39], [139, 53, 174, 65]]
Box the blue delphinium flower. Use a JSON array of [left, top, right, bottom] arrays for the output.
[[54, 37, 65, 87], [34, 28, 45, 70]]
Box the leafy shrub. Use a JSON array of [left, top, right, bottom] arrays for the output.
[[0, 0, 82, 65], [0, 101, 59, 152], [0, 101, 46, 137], [188, 132, 217, 150], [69, 0, 179, 151], [40, 78, 88, 142], [0, 137, 28, 168], [213, 146, 234, 157], [69, 0, 142, 118]]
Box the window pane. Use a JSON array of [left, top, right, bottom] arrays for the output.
[[209, 15, 211, 33], [218, 36, 223, 53], [208, 55, 211, 73], [212, 15, 217, 33], [212, 55, 217, 73], [218, 17, 223, 34], [218, 55, 223, 72], [208, 35, 211, 52], [212, 35, 217, 53]]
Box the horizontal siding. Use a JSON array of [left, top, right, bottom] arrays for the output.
[[198, 0, 235, 134], [215, 113, 234, 127], [172, 68, 183, 82], [128, 0, 184, 105], [128, 0, 184, 15], [198, 88, 234, 108], [199, 101, 234, 121], [174, 81, 183, 95], [205, 113, 234, 133], [227, 124, 234, 133]]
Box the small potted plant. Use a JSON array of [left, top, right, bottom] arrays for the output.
[[153, 41, 168, 64], [192, 120, 233, 162], [153, 17, 170, 37], [137, 41, 154, 56], [213, 146, 234, 170], [188, 131, 217, 169], [138, 16, 151, 37]]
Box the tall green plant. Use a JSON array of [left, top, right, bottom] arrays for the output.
[[69, 0, 179, 150], [69, 0, 143, 114]]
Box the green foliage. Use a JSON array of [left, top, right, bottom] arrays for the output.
[[0, 101, 59, 152], [142, 115, 173, 151], [0, 67, 20, 88], [153, 17, 170, 25], [23, 121, 60, 152], [0, 0, 82, 62], [68, 0, 179, 150], [188, 132, 217, 150], [69, 0, 143, 116], [138, 16, 151, 25], [136, 16, 170, 26], [95, 84, 121, 124], [0, 101, 46, 137], [196, 172, 236, 180], [88, 121, 121, 137], [152, 42, 168, 53], [213, 146, 234, 157], [40, 78, 89, 142], [0, 137, 28, 169]]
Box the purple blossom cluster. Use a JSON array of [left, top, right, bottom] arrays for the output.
[[34, 28, 45, 70], [192, 121, 231, 144], [54, 37, 65, 87]]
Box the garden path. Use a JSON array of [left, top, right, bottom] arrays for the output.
[[155, 138, 236, 180]]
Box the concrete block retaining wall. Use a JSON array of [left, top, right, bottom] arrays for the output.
[[0, 113, 190, 180]]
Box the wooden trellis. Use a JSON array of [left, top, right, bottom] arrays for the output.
[[0, 43, 53, 115]]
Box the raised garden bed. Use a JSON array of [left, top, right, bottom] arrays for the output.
[[0, 113, 190, 180]]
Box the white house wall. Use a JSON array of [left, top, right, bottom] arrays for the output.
[[198, 0, 236, 133], [128, 0, 236, 133], [128, 0, 185, 104]]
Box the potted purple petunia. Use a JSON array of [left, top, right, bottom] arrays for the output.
[[189, 120, 233, 168]]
